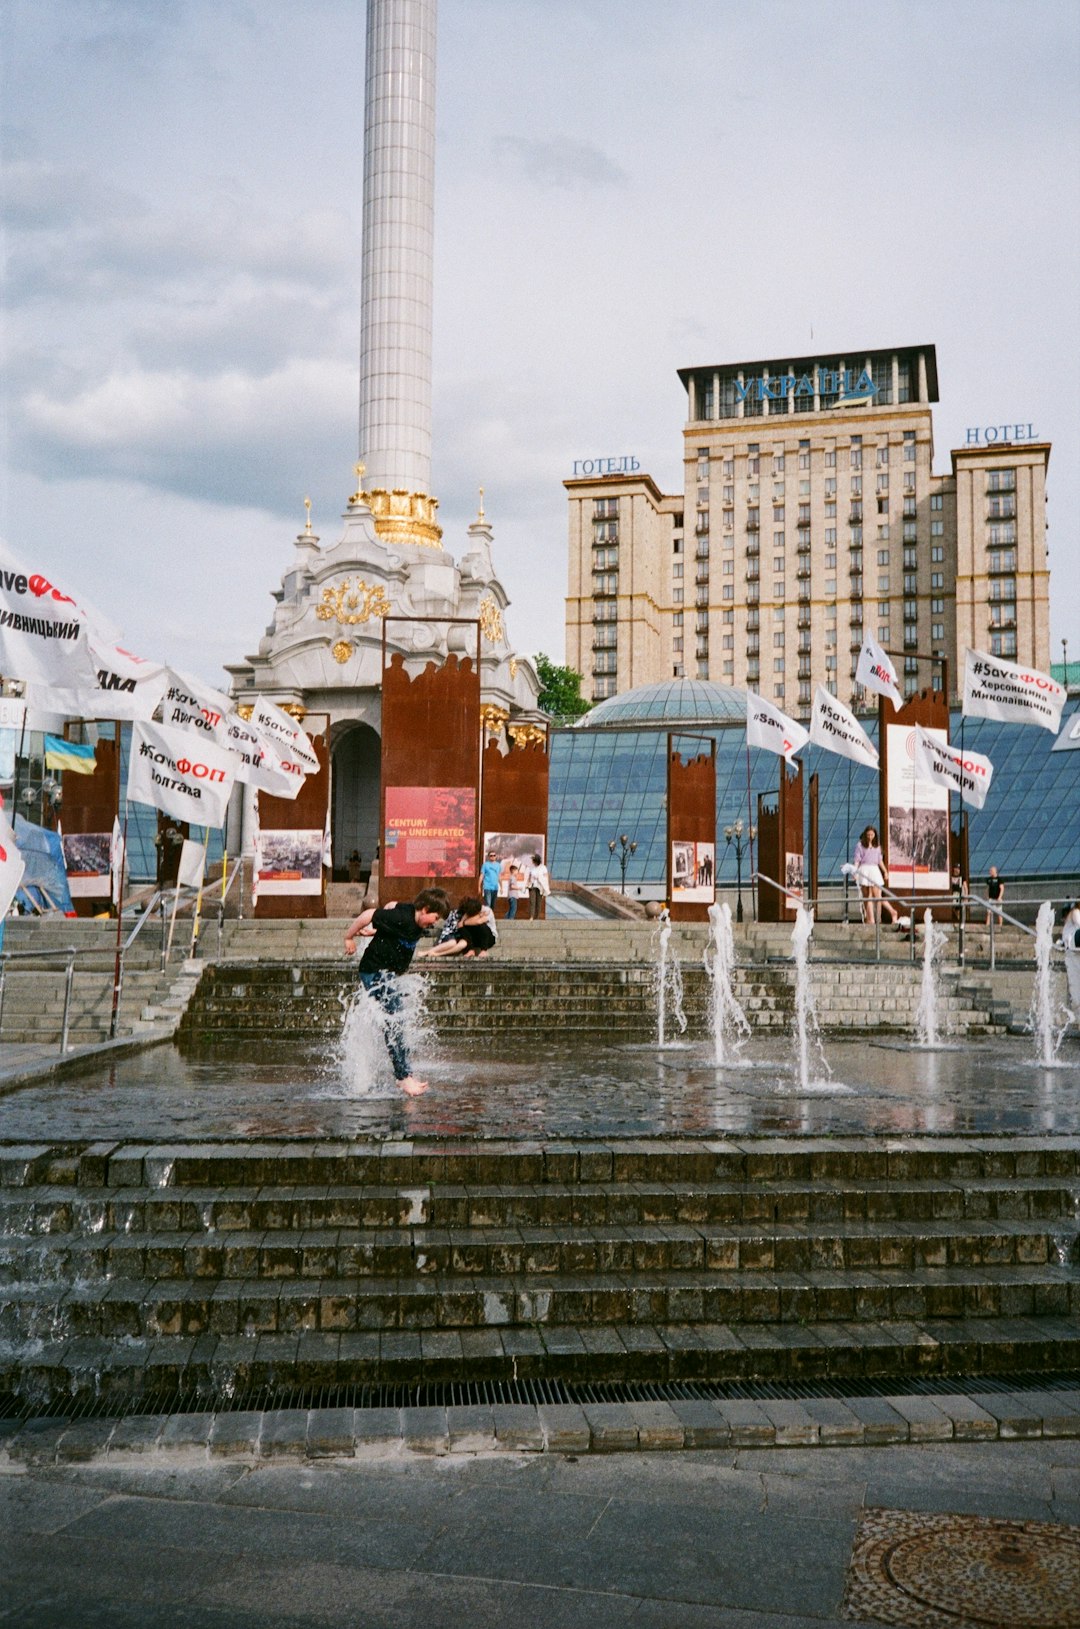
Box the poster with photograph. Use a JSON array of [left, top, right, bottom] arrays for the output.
[[886, 723, 949, 891], [785, 852, 804, 898], [384, 786, 476, 878], [62, 831, 111, 898], [671, 839, 716, 903], [482, 832, 545, 896], [255, 828, 324, 895]]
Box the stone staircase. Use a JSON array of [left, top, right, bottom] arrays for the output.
[[0, 919, 203, 1047], [1, 1137, 1078, 1411]]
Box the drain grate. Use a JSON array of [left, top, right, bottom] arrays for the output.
[[2, 1370, 1078, 1424]]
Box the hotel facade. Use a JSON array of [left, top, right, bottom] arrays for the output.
[[565, 345, 1050, 712]]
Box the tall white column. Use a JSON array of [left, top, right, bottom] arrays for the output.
[[358, 0, 436, 499]]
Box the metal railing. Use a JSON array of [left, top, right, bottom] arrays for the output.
[[0, 946, 78, 1054]]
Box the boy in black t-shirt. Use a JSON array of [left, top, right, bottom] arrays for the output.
[[344, 888, 450, 1094]]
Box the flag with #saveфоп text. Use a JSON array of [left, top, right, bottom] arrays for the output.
[[745, 692, 809, 761], [809, 687, 879, 770], [0, 540, 99, 693], [962, 649, 1065, 734], [250, 696, 320, 774], [127, 720, 238, 829], [855, 636, 903, 710], [912, 724, 994, 810]]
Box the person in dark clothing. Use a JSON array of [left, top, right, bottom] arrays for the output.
[[417, 896, 496, 959], [985, 865, 1005, 925], [343, 888, 450, 1094]]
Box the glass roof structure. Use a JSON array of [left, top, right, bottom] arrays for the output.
[[549, 686, 1080, 893]]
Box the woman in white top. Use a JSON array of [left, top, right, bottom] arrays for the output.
[[527, 853, 550, 920]]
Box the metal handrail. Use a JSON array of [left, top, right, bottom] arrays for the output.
[[0, 945, 78, 1054]]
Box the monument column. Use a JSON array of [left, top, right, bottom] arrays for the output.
[[357, 0, 442, 549]]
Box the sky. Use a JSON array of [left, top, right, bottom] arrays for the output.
[[2, 0, 1078, 689]]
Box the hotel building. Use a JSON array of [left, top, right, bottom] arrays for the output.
[[565, 345, 1050, 711]]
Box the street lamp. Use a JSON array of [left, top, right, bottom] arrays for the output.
[[608, 832, 637, 894], [723, 818, 756, 923]]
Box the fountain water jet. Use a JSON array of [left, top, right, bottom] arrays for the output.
[[791, 906, 831, 1089], [1030, 900, 1071, 1067], [705, 903, 751, 1065], [654, 910, 687, 1048], [915, 908, 947, 1048]]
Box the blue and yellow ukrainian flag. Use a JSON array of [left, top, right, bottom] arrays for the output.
[[43, 734, 97, 776]]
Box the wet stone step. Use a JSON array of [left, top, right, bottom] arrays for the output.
[[5, 1315, 1080, 1405], [2, 1265, 1077, 1342]]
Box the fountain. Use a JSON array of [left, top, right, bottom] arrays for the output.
[[705, 902, 751, 1065], [1030, 900, 1070, 1067], [654, 909, 687, 1047], [914, 907, 947, 1048], [791, 905, 831, 1089], [337, 972, 431, 1095]]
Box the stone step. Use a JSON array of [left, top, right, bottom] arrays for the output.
[[5, 1313, 1079, 1405], [3, 1218, 1074, 1291], [6, 1175, 1079, 1235], [6, 1139, 1078, 1189]]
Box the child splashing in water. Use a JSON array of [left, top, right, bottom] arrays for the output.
[[344, 889, 450, 1094]]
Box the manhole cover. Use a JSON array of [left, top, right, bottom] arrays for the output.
[[843, 1508, 1080, 1628]]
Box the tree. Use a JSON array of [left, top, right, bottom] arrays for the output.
[[535, 653, 591, 723]]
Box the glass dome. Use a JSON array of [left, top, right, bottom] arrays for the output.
[[576, 678, 746, 730]]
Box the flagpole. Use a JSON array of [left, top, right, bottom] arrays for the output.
[[190, 828, 209, 956], [109, 803, 129, 1039], [744, 739, 756, 922], [844, 758, 852, 924], [10, 704, 28, 822]]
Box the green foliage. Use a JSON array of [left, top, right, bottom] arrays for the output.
[[535, 652, 592, 722]]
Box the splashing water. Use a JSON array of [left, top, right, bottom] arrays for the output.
[[791, 906, 830, 1089], [915, 908, 947, 1048], [654, 910, 687, 1048], [337, 973, 434, 1095], [1030, 900, 1071, 1067], [705, 903, 751, 1066]]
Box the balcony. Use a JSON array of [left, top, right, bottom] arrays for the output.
[[745, 641, 760, 657], [746, 567, 760, 582], [695, 570, 710, 585], [695, 543, 710, 560], [745, 539, 760, 556], [796, 566, 811, 580], [850, 584, 863, 601], [797, 538, 812, 555], [797, 587, 811, 604], [989, 615, 1017, 631], [798, 662, 812, 680], [797, 613, 812, 629], [591, 639, 617, 652], [987, 559, 1018, 575], [904, 637, 919, 651], [746, 612, 760, 630]]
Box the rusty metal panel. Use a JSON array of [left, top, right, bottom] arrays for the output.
[[667, 734, 716, 923], [254, 717, 329, 920], [480, 732, 550, 918]]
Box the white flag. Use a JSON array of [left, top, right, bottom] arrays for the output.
[[912, 724, 993, 809], [177, 838, 206, 891], [745, 692, 809, 761], [162, 669, 233, 742], [809, 687, 879, 770], [0, 807, 26, 919], [855, 636, 903, 710], [127, 720, 238, 829], [962, 648, 1065, 733], [0, 540, 99, 692], [109, 815, 126, 906], [218, 712, 303, 798], [29, 633, 170, 723], [1050, 708, 1080, 753], [250, 696, 320, 774]]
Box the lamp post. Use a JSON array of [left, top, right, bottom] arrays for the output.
[[723, 818, 756, 923], [608, 833, 637, 894]]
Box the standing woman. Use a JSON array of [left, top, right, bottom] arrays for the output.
[[852, 825, 898, 925]]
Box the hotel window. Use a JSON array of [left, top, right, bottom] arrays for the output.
[[672, 562, 683, 578], [798, 443, 810, 469], [723, 608, 734, 623], [673, 588, 683, 603], [850, 475, 862, 496], [798, 504, 811, 525], [723, 485, 734, 503], [722, 585, 733, 600], [773, 454, 786, 474], [932, 622, 945, 640], [747, 456, 760, 475], [748, 482, 760, 500], [774, 684, 785, 698], [903, 547, 918, 569], [723, 509, 734, 531], [878, 523, 890, 541], [696, 660, 709, 678], [850, 449, 863, 471], [991, 631, 1017, 657], [850, 526, 863, 545], [930, 493, 943, 510], [878, 575, 890, 592], [931, 598, 944, 614], [931, 546, 943, 562], [594, 601, 617, 622], [903, 496, 916, 518], [697, 487, 709, 505], [799, 479, 810, 496], [773, 631, 785, 649], [723, 559, 734, 574], [904, 432, 916, 460], [903, 522, 917, 543], [904, 573, 918, 593], [877, 549, 890, 565], [876, 474, 889, 494], [593, 676, 617, 699], [825, 449, 837, 467], [593, 497, 619, 518], [987, 494, 1016, 519], [747, 507, 760, 528], [593, 651, 617, 674], [988, 522, 1017, 547], [773, 482, 785, 501], [931, 572, 944, 588], [987, 469, 1016, 493], [593, 520, 618, 541], [673, 611, 683, 627], [903, 472, 916, 493], [988, 550, 1017, 573], [593, 545, 618, 568], [825, 529, 836, 547], [825, 578, 837, 595], [877, 445, 889, 466], [774, 658, 785, 673], [773, 506, 785, 523], [931, 519, 944, 537], [878, 625, 890, 644], [774, 606, 785, 621], [723, 660, 734, 675], [722, 634, 734, 650], [774, 555, 785, 573], [825, 654, 837, 671], [825, 477, 837, 497], [825, 503, 837, 519], [673, 664, 685, 678], [825, 553, 837, 569], [773, 531, 785, 549], [722, 459, 734, 477], [593, 571, 618, 594], [744, 582, 758, 602]]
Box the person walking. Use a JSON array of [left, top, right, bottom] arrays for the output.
[[506, 863, 528, 920], [527, 852, 550, 920], [851, 825, 898, 926], [344, 888, 450, 1095], [985, 865, 1005, 925], [480, 851, 501, 913], [950, 862, 968, 926]]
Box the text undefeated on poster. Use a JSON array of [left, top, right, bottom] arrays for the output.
[[384, 787, 476, 878], [886, 723, 949, 890]]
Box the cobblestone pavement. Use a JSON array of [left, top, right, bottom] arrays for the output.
[[1, 1034, 1078, 1142], [2, 1438, 1079, 1627]]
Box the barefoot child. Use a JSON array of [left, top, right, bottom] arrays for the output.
[[344, 888, 450, 1094]]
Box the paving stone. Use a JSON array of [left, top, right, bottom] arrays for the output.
[[843, 1395, 910, 1445], [970, 1392, 1045, 1438], [758, 1399, 820, 1446], [625, 1400, 684, 1449], [799, 1396, 865, 1445], [55, 1419, 117, 1462], [445, 1404, 497, 1452], [882, 1394, 954, 1441], [158, 1412, 214, 1451], [209, 1411, 263, 1457], [536, 1403, 591, 1453], [352, 1407, 402, 1448], [667, 1398, 732, 1449], [306, 1408, 357, 1458], [258, 1409, 310, 1459], [8, 1418, 71, 1465], [400, 1406, 448, 1453], [714, 1398, 774, 1446], [934, 1393, 999, 1441], [492, 1403, 544, 1451], [582, 1402, 639, 1451]]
